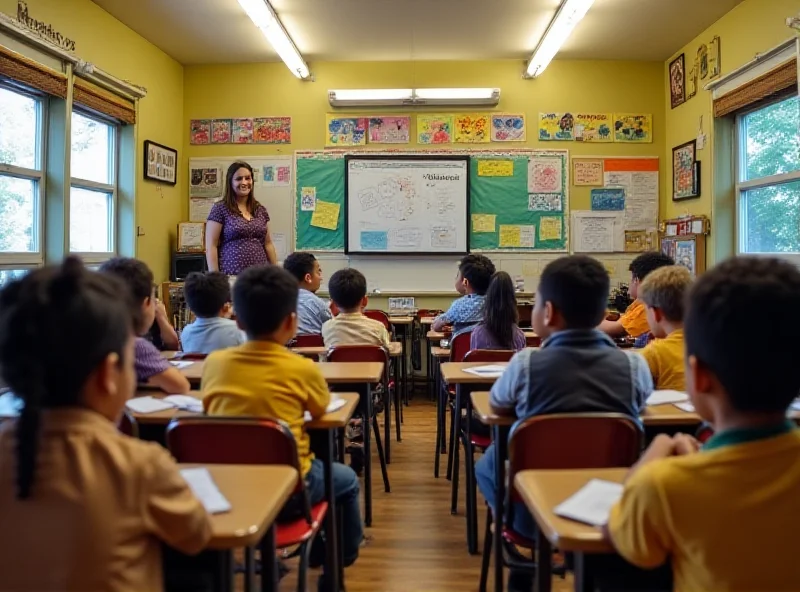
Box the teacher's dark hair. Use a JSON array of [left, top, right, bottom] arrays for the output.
[[222, 161, 258, 217], [0, 258, 135, 500]]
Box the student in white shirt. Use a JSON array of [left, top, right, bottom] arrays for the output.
[[180, 272, 244, 354]]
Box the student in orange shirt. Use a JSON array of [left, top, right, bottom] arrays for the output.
[[599, 251, 674, 339]]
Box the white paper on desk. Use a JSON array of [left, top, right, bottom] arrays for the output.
[[163, 395, 203, 413], [126, 396, 176, 414], [170, 361, 194, 369], [646, 390, 689, 405], [463, 365, 507, 378], [674, 401, 695, 413], [180, 468, 232, 514], [304, 396, 346, 422], [554, 479, 624, 527]]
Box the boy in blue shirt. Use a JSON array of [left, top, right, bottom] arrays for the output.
[[180, 271, 244, 354], [476, 255, 652, 591], [432, 254, 496, 334], [284, 252, 332, 335]]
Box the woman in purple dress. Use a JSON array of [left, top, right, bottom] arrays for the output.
[[205, 161, 277, 275]]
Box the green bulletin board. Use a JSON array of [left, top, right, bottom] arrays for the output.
[[295, 153, 345, 250]]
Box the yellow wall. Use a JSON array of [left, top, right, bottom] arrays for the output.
[[0, 0, 185, 282], [185, 59, 665, 212], [663, 0, 798, 260]]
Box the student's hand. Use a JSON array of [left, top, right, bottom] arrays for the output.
[[155, 299, 168, 322], [672, 433, 701, 456]]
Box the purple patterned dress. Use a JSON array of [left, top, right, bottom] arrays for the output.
[[207, 201, 270, 275]]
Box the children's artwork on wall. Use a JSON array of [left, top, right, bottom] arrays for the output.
[[538, 112, 575, 141], [453, 113, 491, 143], [528, 193, 562, 212], [490, 114, 526, 141], [675, 239, 696, 275], [368, 116, 410, 144], [697, 43, 709, 80], [613, 114, 653, 143], [672, 139, 698, 200], [574, 113, 612, 142], [232, 118, 254, 143], [708, 36, 721, 79], [254, 117, 291, 144], [190, 120, 210, 145], [417, 114, 453, 144], [527, 157, 563, 193], [669, 54, 686, 109], [590, 188, 626, 211], [326, 116, 367, 146], [189, 166, 221, 198], [211, 119, 231, 144]]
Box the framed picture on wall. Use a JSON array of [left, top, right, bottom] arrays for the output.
[[669, 53, 686, 109], [672, 140, 699, 200], [144, 140, 178, 185]]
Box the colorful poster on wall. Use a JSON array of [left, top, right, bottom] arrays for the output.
[[527, 157, 563, 193], [574, 113, 613, 142], [591, 188, 626, 211], [368, 116, 410, 144], [326, 116, 367, 146], [190, 119, 211, 145], [189, 166, 222, 198], [417, 114, 453, 144], [490, 113, 526, 142], [232, 118, 254, 143], [254, 117, 291, 144], [613, 114, 653, 143], [210, 119, 231, 144], [538, 112, 574, 141], [572, 159, 604, 186], [453, 113, 491, 143]]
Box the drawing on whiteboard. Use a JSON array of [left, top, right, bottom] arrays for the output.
[[390, 228, 423, 248], [528, 193, 562, 212], [431, 226, 457, 249], [528, 157, 563, 193], [360, 230, 389, 251], [359, 188, 379, 210]]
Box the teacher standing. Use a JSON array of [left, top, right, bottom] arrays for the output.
[[205, 161, 277, 275]]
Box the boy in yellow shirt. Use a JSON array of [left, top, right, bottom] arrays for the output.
[[606, 256, 800, 590], [201, 264, 363, 577], [638, 265, 692, 390]]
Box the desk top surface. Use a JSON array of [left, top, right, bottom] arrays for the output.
[[440, 362, 509, 385]]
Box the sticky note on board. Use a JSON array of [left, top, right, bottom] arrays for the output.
[[310, 200, 340, 231], [519, 225, 535, 248], [498, 225, 521, 248], [477, 160, 514, 177], [539, 216, 562, 241], [472, 213, 496, 233]]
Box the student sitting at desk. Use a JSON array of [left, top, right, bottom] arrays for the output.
[[322, 268, 390, 348], [180, 271, 245, 354], [470, 271, 526, 352], [100, 258, 191, 394], [476, 255, 652, 591], [599, 251, 674, 339], [0, 258, 212, 591], [638, 265, 692, 390], [432, 254, 496, 335], [284, 252, 332, 336], [606, 256, 800, 590], [201, 265, 363, 580]]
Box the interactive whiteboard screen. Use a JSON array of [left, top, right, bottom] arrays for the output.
[[345, 155, 470, 254]]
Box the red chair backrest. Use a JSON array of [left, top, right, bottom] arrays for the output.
[[525, 334, 542, 348], [449, 330, 473, 363], [175, 352, 208, 361], [166, 416, 302, 494], [292, 334, 325, 347], [118, 411, 138, 438], [463, 349, 515, 363], [363, 309, 391, 330], [327, 345, 389, 382], [517, 303, 532, 329], [507, 413, 642, 503]]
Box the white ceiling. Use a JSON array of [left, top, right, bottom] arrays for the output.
[[91, 0, 744, 65]]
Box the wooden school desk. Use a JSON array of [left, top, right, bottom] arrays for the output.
[[389, 316, 414, 406], [179, 463, 297, 592]]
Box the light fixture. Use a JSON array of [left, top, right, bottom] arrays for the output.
[[237, 0, 311, 80], [327, 88, 500, 107], [525, 0, 595, 79]]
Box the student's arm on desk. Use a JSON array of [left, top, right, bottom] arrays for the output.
[[305, 362, 331, 419], [598, 318, 627, 337], [432, 299, 459, 331], [628, 352, 654, 407], [488, 350, 529, 416], [148, 367, 191, 394]]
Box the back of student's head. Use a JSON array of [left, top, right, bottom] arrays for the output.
[[184, 271, 230, 318], [0, 258, 135, 499], [628, 251, 675, 282], [638, 265, 693, 322], [539, 255, 609, 329], [233, 265, 298, 338], [283, 252, 317, 283], [328, 268, 367, 310], [483, 271, 519, 349], [99, 257, 153, 331], [459, 254, 496, 295], [685, 256, 800, 413]]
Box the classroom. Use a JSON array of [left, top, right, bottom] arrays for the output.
[[0, 0, 799, 591]]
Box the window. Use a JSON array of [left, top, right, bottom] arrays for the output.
[[737, 94, 800, 254], [70, 111, 117, 257], [0, 86, 43, 264]]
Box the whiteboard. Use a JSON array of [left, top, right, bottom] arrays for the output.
[[344, 155, 469, 255]]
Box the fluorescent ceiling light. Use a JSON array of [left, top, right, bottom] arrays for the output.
[[237, 0, 311, 79], [329, 89, 413, 106], [526, 0, 594, 79], [415, 88, 497, 100], [328, 88, 501, 107]]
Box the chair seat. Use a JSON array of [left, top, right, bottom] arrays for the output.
[[471, 433, 491, 448], [276, 501, 328, 547], [502, 525, 535, 549]]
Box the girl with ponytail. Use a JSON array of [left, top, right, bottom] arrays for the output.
[[0, 258, 211, 591]]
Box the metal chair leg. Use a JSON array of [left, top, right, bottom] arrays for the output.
[[479, 510, 493, 592], [372, 415, 391, 493]]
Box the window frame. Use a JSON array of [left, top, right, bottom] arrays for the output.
[[734, 92, 800, 259], [68, 107, 120, 264], [0, 82, 46, 269]]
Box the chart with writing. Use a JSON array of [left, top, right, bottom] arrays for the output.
[[345, 156, 469, 254]]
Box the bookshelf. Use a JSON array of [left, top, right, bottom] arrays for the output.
[[160, 282, 194, 332]]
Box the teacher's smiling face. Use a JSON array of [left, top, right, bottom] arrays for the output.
[[232, 167, 253, 198]]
